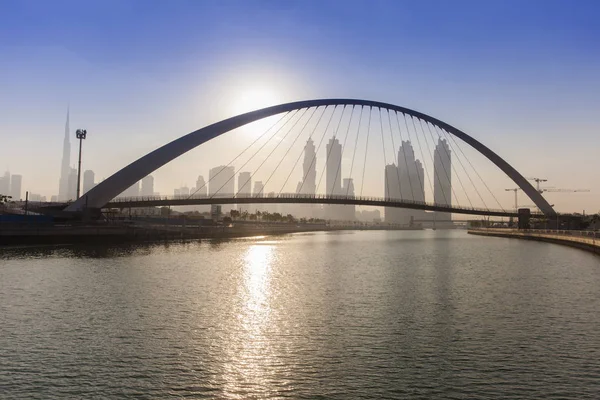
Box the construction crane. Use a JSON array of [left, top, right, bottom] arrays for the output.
[[540, 188, 590, 193], [505, 188, 520, 210], [526, 177, 548, 193], [526, 177, 589, 194]]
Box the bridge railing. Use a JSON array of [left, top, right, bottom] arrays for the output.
[[106, 192, 516, 216]]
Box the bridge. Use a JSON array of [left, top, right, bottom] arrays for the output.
[[59, 98, 558, 220], [106, 193, 532, 218]]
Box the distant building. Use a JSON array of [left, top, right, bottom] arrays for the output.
[[195, 175, 207, 196], [120, 181, 140, 198], [341, 178, 355, 221], [83, 170, 95, 194], [434, 138, 452, 223], [384, 141, 426, 226], [50, 195, 58, 202], [58, 109, 71, 201], [209, 165, 235, 213], [0, 171, 10, 196], [67, 168, 78, 200], [141, 175, 154, 196], [325, 136, 344, 220], [10, 174, 22, 201], [238, 171, 252, 212], [253, 181, 265, 212]]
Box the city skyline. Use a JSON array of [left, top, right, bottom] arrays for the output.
[[1, 1, 598, 213]]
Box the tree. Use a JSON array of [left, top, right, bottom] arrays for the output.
[[0, 194, 11, 204], [230, 209, 240, 219]]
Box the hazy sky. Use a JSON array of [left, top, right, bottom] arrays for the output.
[[1, 0, 599, 212]]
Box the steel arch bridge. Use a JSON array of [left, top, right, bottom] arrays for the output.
[[65, 98, 556, 217]]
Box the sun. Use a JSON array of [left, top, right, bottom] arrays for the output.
[[232, 87, 279, 116]]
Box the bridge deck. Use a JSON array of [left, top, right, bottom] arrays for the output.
[[103, 194, 533, 218]]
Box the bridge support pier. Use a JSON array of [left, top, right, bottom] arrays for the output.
[[518, 208, 531, 229]]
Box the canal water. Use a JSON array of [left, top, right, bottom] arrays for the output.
[[1, 230, 599, 399]]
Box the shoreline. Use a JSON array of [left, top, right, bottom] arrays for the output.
[[468, 228, 600, 256], [0, 223, 423, 247]]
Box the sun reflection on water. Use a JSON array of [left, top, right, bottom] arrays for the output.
[[222, 243, 279, 398]]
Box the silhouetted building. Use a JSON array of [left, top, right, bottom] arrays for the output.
[[253, 181, 264, 212], [10, 174, 22, 201], [384, 164, 401, 223], [67, 168, 77, 201], [238, 171, 252, 212], [295, 138, 317, 218], [195, 175, 206, 196], [341, 178, 355, 220], [397, 140, 425, 224], [141, 175, 154, 196], [209, 165, 235, 213], [121, 181, 140, 198], [326, 136, 344, 220], [434, 138, 452, 223], [58, 109, 71, 201], [0, 171, 9, 196], [83, 170, 95, 194]]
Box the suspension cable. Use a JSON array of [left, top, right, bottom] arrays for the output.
[[316, 106, 346, 195], [331, 105, 356, 197], [273, 107, 320, 194], [187, 110, 294, 199], [426, 121, 474, 208], [433, 125, 489, 209], [405, 113, 434, 201], [419, 118, 457, 206], [210, 108, 308, 198], [359, 107, 373, 197], [346, 106, 364, 196], [395, 111, 421, 201], [386, 109, 408, 201]]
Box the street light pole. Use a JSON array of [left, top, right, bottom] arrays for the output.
[[75, 129, 87, 199]]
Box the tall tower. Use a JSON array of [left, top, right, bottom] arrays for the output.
[[325, 137, 343, 220], [300, 138, 316, 194], [83, 170, 96, 194], [141, 175, 154, 196], [397, 140, 426, 225], [238, 171, 252, 212], [58, 108, 71, 201], [434, 138, 452, 222], [195, 175, 206, 196], [10, 174, 22, 201]]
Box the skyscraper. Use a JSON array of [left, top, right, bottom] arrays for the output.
[[325, 136, 343, 220], [67, 168, 78, 201], [342, 178, 355, 220], [238, 171, 252, 212], [384, 164, 401, 223], [58, 108, 71, 201], [298, 138, 316, 194], [209, 165, 235, 213], [10, 174, 22, 201], [253, 181, 264, 197], [295, 138, 317, 218], [195, 175, 206, 196], [397, 140, 426, 224], [0, 171, 10, 196], [253, 181, 264, 212], [141, 175, 154, 196], [434, 138, 452, 223], [83, 170, 95, 194], [121, 181, 140, 198], [326, 137, 342, 196]]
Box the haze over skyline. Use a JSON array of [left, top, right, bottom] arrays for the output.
[[1, 0, 599, 212]]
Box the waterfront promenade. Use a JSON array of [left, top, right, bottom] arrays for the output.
[[468, 228, 600, 255]]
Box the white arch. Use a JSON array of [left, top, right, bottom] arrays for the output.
[[66, 99, 555, 216]]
